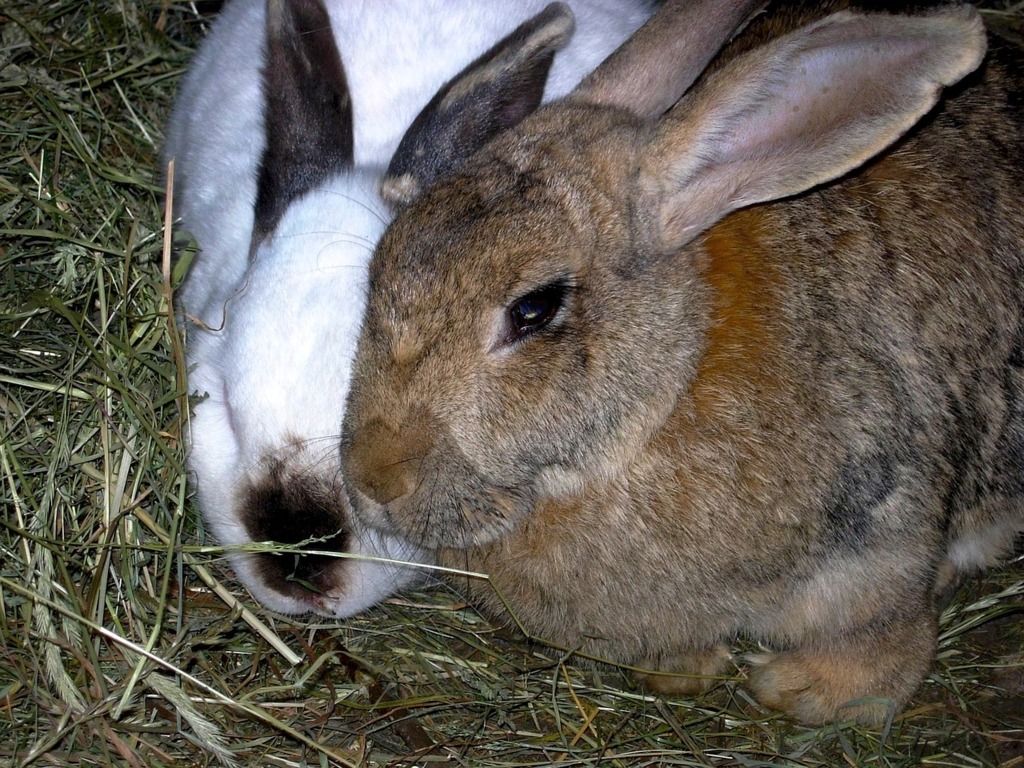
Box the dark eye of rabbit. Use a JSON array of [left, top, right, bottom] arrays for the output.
[[505, 281, 567, 345]]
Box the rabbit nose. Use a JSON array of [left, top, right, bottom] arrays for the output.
[[346, 412, 435, 507], [360, 455, 416, 506], [240, 462, 354, 601]]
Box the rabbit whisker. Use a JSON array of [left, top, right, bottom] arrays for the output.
[[323, 190, 390, 225]]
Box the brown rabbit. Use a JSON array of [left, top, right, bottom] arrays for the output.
[[339, 0, 1024, 725]]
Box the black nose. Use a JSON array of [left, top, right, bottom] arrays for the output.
[[240, 460, 353, 600]]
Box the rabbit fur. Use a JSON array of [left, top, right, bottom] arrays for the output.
[[163, 0, 652, 618], [339, 0, 1024, 724]]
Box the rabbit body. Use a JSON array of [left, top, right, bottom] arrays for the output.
[[163, 0, 652, 617], [341, 0, 1024, 722]]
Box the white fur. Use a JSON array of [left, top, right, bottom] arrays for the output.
[[165, 0, 651, 325], [164, 0, 651, 617]]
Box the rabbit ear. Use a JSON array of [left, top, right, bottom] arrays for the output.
[[637, 6, 987, 251], [252, 0, 354, 246], [571, 0, 767, 119], [381, 2, 575, 207]]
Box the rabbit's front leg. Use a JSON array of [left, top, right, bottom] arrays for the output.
[[633, 644, 734, 696], [746, 605, 938, 726]]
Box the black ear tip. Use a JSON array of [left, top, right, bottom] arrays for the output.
[[380, 173, 421, 209], [383, 4, 575, 208], [265, 0, 286, 35], [538, 2, 577, 44], [267, 0, 328, 41]]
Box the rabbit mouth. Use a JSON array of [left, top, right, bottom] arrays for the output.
[[235, 456, 364, 613], [343, 405, 538, 547], [228, 452, 427, 618], [345, 459, 536, 549]]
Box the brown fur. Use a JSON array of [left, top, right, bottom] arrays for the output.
[[341, 0, 1024, 724]]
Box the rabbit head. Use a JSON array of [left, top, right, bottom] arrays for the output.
[[172, 0, 651, 617], [342, 0, 1024, 723], [341, 0, 777, 548]]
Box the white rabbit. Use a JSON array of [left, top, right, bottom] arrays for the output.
[[163, 0, 651, 617]]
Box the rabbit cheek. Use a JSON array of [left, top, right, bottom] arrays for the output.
[[238, 459, 353, 609]]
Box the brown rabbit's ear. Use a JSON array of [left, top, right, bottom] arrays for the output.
[[381, 3, 574, 208], [638, 6, 987, 250], [571, 0, 768, 119], [252, 0, 353, 247]]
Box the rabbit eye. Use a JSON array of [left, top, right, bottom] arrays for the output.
[[504, 281, 567, 345]]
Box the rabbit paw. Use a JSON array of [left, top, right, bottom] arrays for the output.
[[634, 645, 734, 696], [745, 642, 928, 726]]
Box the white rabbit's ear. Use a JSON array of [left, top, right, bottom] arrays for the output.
[[252, 0, 353, 246], [636, 6, 987, 250], [381, 2, 575, 207]]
